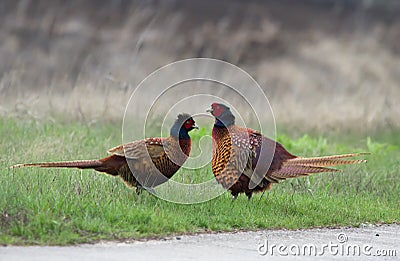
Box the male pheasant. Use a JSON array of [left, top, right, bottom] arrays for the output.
[[12, 113, 198, 194], [208, 103, 367, 201]]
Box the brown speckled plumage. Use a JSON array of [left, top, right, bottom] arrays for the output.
[[208, 103, 367, 200], [12, 114, 197, 194]]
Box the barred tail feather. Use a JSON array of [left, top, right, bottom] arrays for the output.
[[11, 160, 103, 169], [286, 153, 368, 165], [273, 165, 340, 178], [270, 153, 367, 179], [285, 158, 366, 167]]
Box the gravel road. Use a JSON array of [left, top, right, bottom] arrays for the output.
[[1, 224, 399, 260]]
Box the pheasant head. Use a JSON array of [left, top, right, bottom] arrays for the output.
[[207, 103, 235, 128], [170, 113, 198, 139]]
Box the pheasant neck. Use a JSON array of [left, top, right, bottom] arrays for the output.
[[179, 138, 192, 156], [170, 125, 190, 139], [214, 118, 234, 128], [212, 125, 230, 140]]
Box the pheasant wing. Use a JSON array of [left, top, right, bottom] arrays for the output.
[[108, 138, 180, 188], [229, 127, 278, 189], [229, 130, 256, 178], [231, 127, 298, 189], [107, 138, 166, 160]]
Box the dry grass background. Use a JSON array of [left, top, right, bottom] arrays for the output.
[[0, 0, 399, 134]]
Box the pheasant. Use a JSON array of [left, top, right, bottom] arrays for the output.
[[12, 113, 198, 194], [207, 103, 367, 201]]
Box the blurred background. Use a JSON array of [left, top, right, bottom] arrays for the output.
[[1, 0, 399, 137]]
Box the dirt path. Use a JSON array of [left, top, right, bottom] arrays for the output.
[[1, 224, 399, 260]]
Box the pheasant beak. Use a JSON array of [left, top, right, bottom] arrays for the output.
[[206, 108, 213, 113], [192, 124, 199, 129]]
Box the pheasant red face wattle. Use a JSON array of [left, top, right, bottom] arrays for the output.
[[209, 103, 224, 117], [184, 119, 198, 130]]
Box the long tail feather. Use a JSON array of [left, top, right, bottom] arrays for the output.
[[273, 165, 340, 178], [11, 160, 103, 169], [271, 152, 368, 179], [285, 158, 366, 167], [287, 153, 368, 164]]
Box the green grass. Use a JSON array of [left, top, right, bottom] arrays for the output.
[[0, 117, 399, 245]]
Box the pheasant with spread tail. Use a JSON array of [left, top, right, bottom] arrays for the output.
[[12, 114, 198, 194], [208, 103, 367, 201]]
